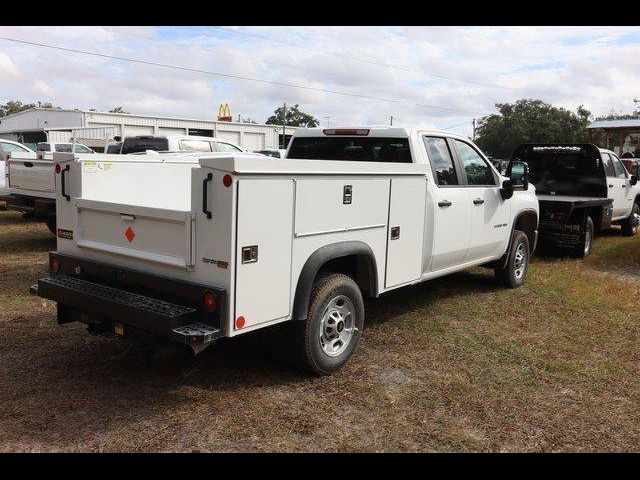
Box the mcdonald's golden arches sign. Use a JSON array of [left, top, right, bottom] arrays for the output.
[[218, 103, 232, 122]]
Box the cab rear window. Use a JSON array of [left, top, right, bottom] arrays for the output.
[[288, 137, 412, 163], [121, 137, 170, 154]]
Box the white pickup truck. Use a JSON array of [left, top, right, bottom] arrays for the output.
[[31, 127, 539, 374]]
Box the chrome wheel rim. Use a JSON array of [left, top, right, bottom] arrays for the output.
[[584, 226, 592, 254], [514, 242, 527, 280], [319, 295, 356, 357]]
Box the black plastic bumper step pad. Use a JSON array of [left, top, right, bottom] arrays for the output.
[[173, 323, 222, 345]]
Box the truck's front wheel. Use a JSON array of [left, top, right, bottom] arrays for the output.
[[495, 230, 530, 288], [295, 273, 364, 375], [621, 202, 639, 236]]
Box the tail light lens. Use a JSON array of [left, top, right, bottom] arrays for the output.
[[55, 164, 61, 174], [202, 291, 217, 313], [50, 257, 61, 274], [223, 174, 233, 187]]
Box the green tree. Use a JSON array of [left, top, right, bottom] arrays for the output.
[[475, 99, 592, 159], [266, 104, 319, 128], [0, 100, 57, 117], [109, 106, 129, 114]]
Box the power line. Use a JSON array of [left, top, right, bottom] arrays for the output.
[[103, 27, 357, 83], [208, 26, 526, 92], [0, 36, 490, 116]]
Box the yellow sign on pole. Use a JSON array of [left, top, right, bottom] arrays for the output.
[[218, 103, 232, 122]]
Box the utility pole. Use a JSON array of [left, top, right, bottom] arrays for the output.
[[282, 102, 287, 149], [390, 116, 393, 126], [472, 118, 476, 142], [325, 116, 331, 127]]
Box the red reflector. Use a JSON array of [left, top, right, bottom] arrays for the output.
[[323, 129, 370, 136], [124, 226, 135, 243], [223, 174, 233, 187], [51, 257, 61, 274], [55, 164, 61, 174], [203, 291, 217, 313], [235, 316, 246, 329]]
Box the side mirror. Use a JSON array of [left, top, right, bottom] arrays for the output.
[[500, 179, 514, 200], [506, 160, 530, 190]]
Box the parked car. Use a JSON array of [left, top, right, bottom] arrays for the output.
[[511, 143, 640, 258], [36, 142, 95, 154], [32, 126, 538, 374], [1, 139, 36, 199], [120, 135, 246, 155], [254, 148, 287, 159]]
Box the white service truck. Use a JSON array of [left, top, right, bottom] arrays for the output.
[[31, 127, 539, 374]]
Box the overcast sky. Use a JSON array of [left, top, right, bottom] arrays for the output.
[[1, 25, 639, 137]]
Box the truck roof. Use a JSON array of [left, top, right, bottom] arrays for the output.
[[292, 126, 469, 141]]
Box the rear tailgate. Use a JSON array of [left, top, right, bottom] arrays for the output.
[[76, 198, 195, 269], [7, 152, 54, 198]]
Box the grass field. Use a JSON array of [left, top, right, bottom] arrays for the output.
[[0, 209, 638, 452]]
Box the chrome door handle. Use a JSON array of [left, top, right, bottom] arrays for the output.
[[438, 200, 452, 208], [473, 198, 485, 205]]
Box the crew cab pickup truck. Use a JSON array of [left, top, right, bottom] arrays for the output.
[[31, 127, 539, 374], [511, 144, 640, 258], [120, 135, 246, 154]]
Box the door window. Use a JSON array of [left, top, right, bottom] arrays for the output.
[[423, 136, 458, 186], [179, 139, 213, 152], [217, 142, 242, 153], [601, 153, 616, 176], [1, 142, 30, 154], [453, 140, 496, 186], [610, 154, 627, 178]]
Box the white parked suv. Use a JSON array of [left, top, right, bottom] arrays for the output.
[[36, 142, 95, 154], [120, 135, 247, 155], [32, 127, 538, 374]]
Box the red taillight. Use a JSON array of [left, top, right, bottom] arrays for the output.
[[202, 291, 217, 313], [55, 164, 61, 174], [235, 316, 246, 329], [51, 257, 61, 274], [323, 128, 370, 136], [223, 174, 233, 187]]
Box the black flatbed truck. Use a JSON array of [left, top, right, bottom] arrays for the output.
[[511, 143, 639, 258]]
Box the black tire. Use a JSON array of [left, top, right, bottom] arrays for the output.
[[570, 215, 594, 259], [45, 216, 57, 235], [293, 273, 365, 375], [621, 202, 640, 237], [494, 230, 530, 288]]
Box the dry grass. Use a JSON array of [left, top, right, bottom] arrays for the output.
[[0, 209, 639, 452]]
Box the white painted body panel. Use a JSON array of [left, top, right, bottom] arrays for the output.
[[52, 126, 539, 340]]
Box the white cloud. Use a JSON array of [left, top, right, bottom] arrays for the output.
[[0, 25, 639, 137]]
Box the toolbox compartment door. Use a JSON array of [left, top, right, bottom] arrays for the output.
[[75, 198, 195, 268], [234, 179, 294, 330], [385, 177, 426, 288]]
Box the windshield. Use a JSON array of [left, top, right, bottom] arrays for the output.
[[121, 137, 169, 154], [288, 137, 412, 163]]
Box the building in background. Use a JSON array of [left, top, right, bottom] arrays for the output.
[[0, 108, 297, 152], [586, 119, 640, 157]]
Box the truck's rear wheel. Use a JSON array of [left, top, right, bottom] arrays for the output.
[[45, 216, 57, 236], [494, 230, 529, 288], [294, 273, 364, 375], [570, 215, 594, 258], [621, 203, 639, 236]]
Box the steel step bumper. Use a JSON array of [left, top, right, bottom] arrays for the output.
[[35, 275, 220, 346]]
